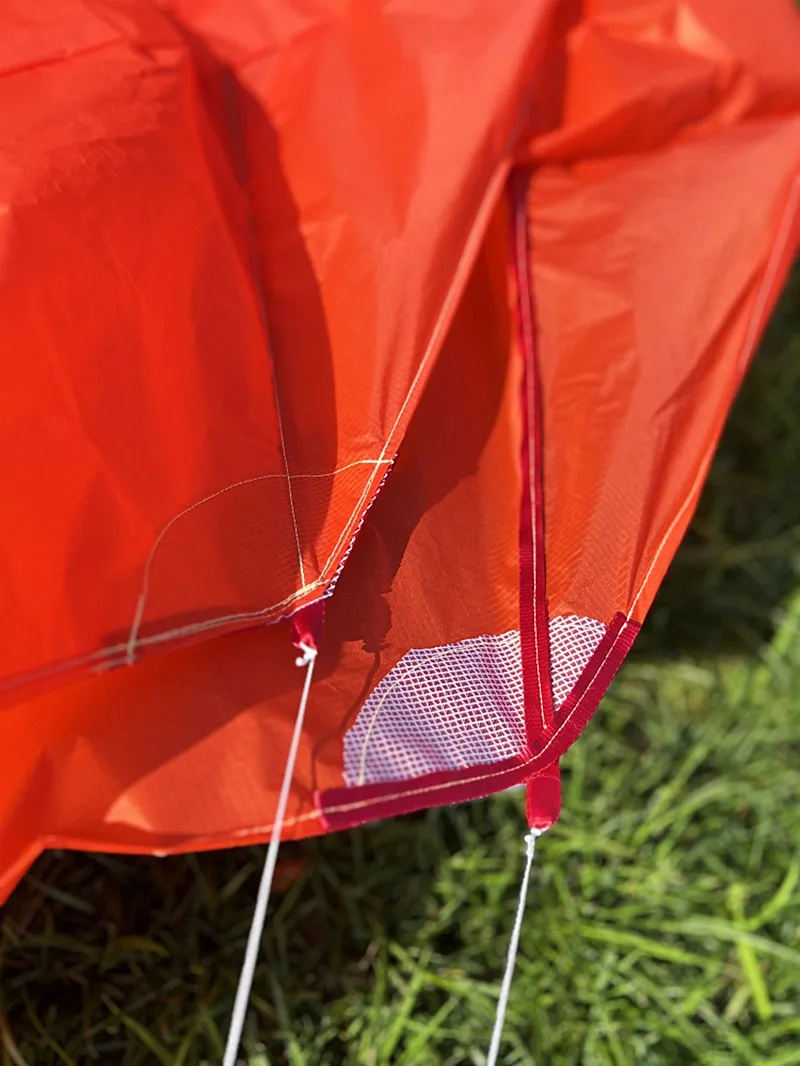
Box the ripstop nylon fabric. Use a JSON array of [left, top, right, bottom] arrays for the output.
[[0, 0, 799, 901]]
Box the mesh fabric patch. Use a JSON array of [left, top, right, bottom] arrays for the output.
[[342, 616, 607, 786]]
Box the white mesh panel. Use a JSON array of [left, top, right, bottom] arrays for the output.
[[343, 632, 525, 786], [549, 615, 607, 709], [341, 615, 606, 787]]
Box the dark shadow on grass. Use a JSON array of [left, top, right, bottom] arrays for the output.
[[1, 807, 465, 1065]]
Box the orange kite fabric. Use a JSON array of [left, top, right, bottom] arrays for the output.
[[1, 0, 799, 901]]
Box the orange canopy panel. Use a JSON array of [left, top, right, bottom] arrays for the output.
[[0, 0, 798, 900]]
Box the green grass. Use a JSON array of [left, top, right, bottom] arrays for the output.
[[2, 267, 799, 1065]]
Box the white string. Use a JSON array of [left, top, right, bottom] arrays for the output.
[[486, 828, 542, 1066], [222, 642, 318, 1066]]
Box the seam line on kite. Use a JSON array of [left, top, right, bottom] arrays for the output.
[[220, 70, 306, 591], [226, 809, 320, 838], [123, 459, 393, 664], [514, 177, 549, 733], [628, 443, 717, 619], [159, 616, 623, 841]]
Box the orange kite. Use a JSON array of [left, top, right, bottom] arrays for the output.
[[1, 0, 799, 902]]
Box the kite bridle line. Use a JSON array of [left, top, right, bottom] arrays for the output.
[[222, 641, 317, 1066], [222, 640, 543, 1066]]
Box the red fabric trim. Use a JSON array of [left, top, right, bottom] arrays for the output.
[[526, 760, 562, 830], [289, 600, 326, 654], [521, 615, 639, 828], [316, 612, 640, 832], [512, 171, 554, 744], [318, 755, 529, 833], [527, 612, 640, 768]]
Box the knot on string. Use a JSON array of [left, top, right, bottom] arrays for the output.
[[524, 828, 542, 861], [295, 642, 318, 668]]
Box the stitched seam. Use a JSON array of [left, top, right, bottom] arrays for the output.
[[223, 68, 305, 592], [515, 192, 548, 732], [124, 459, 393, 663], [227, 808, 320, 839]]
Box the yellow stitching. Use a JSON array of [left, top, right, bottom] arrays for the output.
[[226, 808, 321, 839], [125, 460, 392, 662]]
